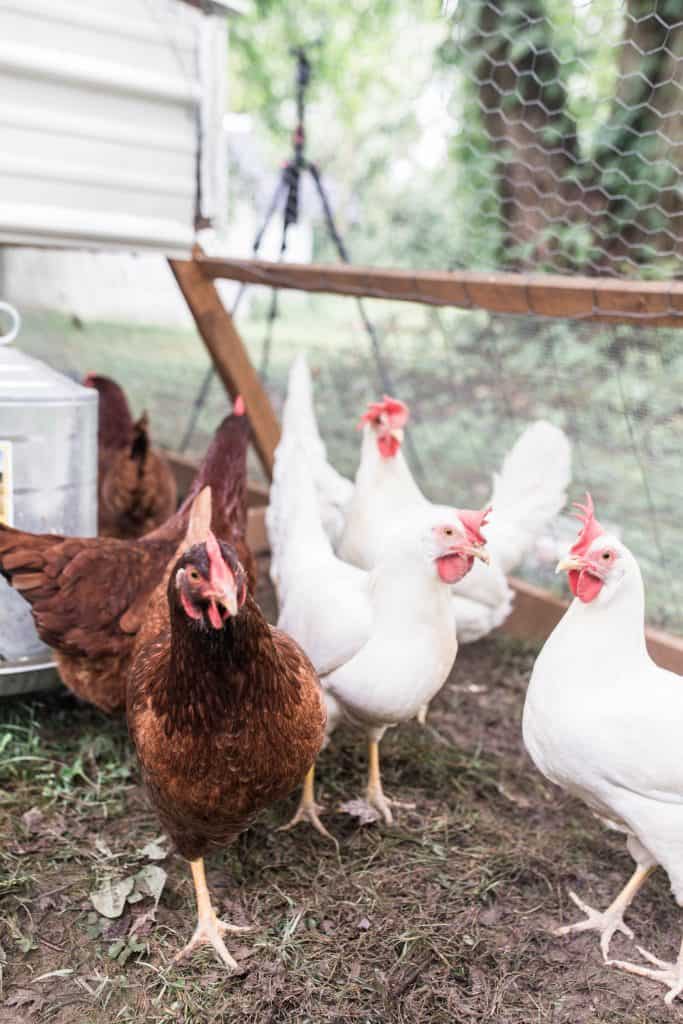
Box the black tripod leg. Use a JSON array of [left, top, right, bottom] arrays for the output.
[[179, 172, 289, 452], [307, 163, 425, 479]]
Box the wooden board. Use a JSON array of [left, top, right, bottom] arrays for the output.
[[504, 578, 683, 674], [197, 256, 683, 327], [169, 254, 281, 478]]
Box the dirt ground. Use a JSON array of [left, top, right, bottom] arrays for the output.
[[1, 560, 680, 1023]]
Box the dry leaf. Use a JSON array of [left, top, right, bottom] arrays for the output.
[[90, 877, 134, 919]]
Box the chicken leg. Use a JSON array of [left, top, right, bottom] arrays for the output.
[[341, 737, 415, 826], [554, 863, 654, 960], [277, 765, 337, 843], [610, 937, 683, 1005], [173, 858, 252, 969]]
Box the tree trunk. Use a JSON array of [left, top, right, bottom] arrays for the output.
[[471, 0, 585, 268], [465, 0, 683, 275], [596, 0, 683, 274]]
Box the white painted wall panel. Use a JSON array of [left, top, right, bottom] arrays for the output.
[[0, 0, 229, 253]]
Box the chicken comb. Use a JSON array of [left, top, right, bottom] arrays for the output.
[[234, 395, 245, 416], [358, 396, 409, 430], [456, 506, 492, 547], [570, 492, 604, 557], [206, 530, 234, 589]]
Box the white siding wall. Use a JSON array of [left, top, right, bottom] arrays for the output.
[[0, 0, 228, 253]]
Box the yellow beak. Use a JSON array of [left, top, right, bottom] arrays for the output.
[[390, 427, 405, 444], [469, 545, 490, 565], [555, 555, 583, 575]]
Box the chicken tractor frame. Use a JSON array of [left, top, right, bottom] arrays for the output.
[[165, 250, 683, 675]]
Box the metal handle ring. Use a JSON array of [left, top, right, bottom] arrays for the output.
[[0, 302, 21, 346]]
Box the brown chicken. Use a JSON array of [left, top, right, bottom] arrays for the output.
[[0, 402, 253, 713], [127, 490, 325, 968], [84, 373, 177, 539]]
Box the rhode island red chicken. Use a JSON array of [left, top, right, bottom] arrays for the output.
[[84, 373, 177, 539], [0, 401, 253, 712], [127, 490, 325, 968]]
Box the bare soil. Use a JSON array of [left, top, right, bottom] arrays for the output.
[[0, 560, 680, 1023]]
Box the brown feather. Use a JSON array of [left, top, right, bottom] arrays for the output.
[[127, 543, 326, 862], [0, 410, 253, 712]]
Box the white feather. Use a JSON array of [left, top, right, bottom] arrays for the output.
[[524, 534, 683, 903]]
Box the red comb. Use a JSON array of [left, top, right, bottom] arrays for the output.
[[234, 395, 245, 416], [570, 492, 604, 557], [358, 396, 409, 430], [206, 531, 234, 590], [456, 506, 491, 546]]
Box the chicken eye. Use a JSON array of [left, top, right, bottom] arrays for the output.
[[444, 527, 454, 537], [602, 551, 611, 561], [188, 568, 201, 581]]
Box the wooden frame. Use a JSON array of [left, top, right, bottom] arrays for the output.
[[196, 255, 683, 326], [170, 252, 683, 671], [169, 253, 281, 478]]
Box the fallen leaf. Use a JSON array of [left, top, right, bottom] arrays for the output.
[[21, 808, 43, 834], [479, 904, 501, 927], [90, 877, 134, 919], [139, 839, 168, 862], [129, 865, 166, 909], [357, 917, 371, 931], [338, 798, 381, 825]]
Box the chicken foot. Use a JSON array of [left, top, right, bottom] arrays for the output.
[[554, 863, 654, 960], [610, 937, 683, 1005], [173, 858, 252, 970], [277, 765, 337, 844], [341, 738, 415, 826]]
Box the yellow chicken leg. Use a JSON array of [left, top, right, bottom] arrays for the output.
[[364, 737, 415, 825], [554, 863, 654, 960], [277, 765, 337, 843], [173, 858, 251, 969], [365, 737, 394, 824]]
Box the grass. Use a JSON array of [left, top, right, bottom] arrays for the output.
[[0, 558, 681, 1023]]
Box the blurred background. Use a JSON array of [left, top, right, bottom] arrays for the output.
[[2, 0, 683, 628]]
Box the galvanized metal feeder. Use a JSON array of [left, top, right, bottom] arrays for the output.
[[0, 302, 98, 696]]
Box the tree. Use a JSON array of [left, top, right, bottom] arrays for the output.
[[441, 0, 683, 275]]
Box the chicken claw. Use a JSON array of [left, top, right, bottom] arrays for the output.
[[277, 766, 338, 845], [553, 864, 653, 960], [174, 910, 251, 970], [554, 890, 634, 960], [174, 858, 252, 970], [609, 942, 683, 1005]]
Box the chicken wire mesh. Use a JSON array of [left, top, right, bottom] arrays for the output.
[[10, 2, 683, 638], [244, 295, 683, 633], [440, 0, 683, 280]]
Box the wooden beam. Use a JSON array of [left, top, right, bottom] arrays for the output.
[[197, 256, 683, 327], [246, 505, 269, 556], [503, 578, 683, 674], [169, 255, 281, 479]]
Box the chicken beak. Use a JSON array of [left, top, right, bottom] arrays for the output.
[[467, 544, 490, 565], [389, 427, 404, 444], [215, 584, 239, 618], [555, 555, 583, 575]]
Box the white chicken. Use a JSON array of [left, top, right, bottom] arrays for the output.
[[284, 354, 571, 645], [523, 494, 683, 1005], [267, 428, 490, 835]]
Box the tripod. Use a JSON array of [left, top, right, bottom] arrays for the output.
[[180, 47, 421, 479]]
